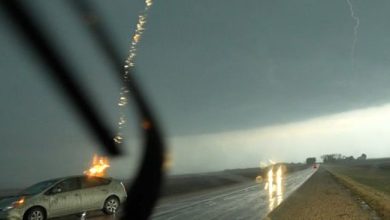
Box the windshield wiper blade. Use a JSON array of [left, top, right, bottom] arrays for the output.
[[1, 0, 166, 219], [0, 0, 121, 156], [70, 1, 165, 219]]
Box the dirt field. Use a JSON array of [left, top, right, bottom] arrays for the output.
[[267, 167, 379, 220]]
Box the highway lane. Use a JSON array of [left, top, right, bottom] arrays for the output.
[[152, 166, 317, 220], [0, 167, 317, 219], [54, 166, 317, 219]]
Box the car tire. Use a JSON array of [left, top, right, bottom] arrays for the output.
[[103, 196, 120, 215], [24, 207, 46, 220]]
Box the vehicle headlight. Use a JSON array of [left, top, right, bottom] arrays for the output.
[[13, 197, 25, 208], [4, 197, 26, 211]]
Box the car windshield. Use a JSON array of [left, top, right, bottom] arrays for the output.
[[19, 179, 59, 196], [1, 0, 390, 219]]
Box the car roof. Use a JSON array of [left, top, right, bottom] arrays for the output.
[[43, 175, 112, 182]]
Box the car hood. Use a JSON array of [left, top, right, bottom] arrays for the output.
[[0, 195, 30, 210], [0, 196, 18, 209]]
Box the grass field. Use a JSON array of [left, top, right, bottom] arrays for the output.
[[325, 158, 390, 218], [327, 163, 390, 194]]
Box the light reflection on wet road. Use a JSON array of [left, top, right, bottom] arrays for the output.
[[10, 167, 315, 220], [151, 167, 317, 220]]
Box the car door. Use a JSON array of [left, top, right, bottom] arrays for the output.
[[47, 177, 83, 217], [80, 176, 110, 211]]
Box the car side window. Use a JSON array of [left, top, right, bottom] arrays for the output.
[[81, 176, 110, 188], [53, 178, 81, 193]]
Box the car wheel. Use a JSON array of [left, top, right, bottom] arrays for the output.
[[24, 207, 46, 220], [103, 196, 120, 215]]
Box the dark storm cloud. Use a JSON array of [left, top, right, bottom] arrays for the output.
[[137, 0, 390, 135], [1, 0, 390, 186]]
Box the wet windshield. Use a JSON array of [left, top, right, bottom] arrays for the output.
[[1, 0, 390, 219]]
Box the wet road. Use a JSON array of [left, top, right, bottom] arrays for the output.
[[151, 167, 317, 220], [0, 167, 316, 220], [53, 211, 118, 220], [54, 166, 317, 219]]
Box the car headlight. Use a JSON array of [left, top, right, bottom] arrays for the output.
[[3, 197, 26, 211], [13, 197, 25, 208]]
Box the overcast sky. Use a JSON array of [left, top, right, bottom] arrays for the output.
[[1, 0, 390, 188]]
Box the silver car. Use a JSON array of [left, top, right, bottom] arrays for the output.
[[0, 175, 127, 220]]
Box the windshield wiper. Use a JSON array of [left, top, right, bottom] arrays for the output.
[[0, 1, 165, 219]]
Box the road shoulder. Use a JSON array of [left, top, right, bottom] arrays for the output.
[[267, 167, 375, 220]]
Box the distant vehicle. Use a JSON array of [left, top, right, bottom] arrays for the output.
[[313, 164, 317, 169], [0, 175, 127, 220]]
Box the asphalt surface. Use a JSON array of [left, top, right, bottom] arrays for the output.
[[151, 167, 316, 220], [0, 167, 316, 219]]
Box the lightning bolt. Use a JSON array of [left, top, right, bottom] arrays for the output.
[[346, 0, 360, 66], [114, 0, 154, 144]]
